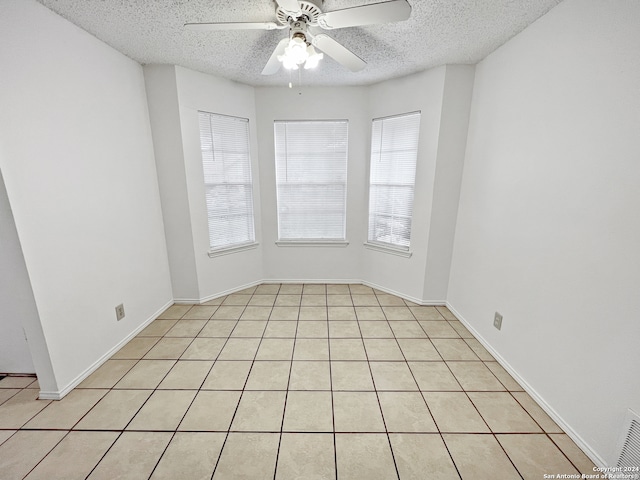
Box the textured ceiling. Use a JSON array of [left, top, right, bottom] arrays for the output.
[[37, 0, 563, 87]]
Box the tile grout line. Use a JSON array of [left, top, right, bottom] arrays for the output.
[[379, 295, 463, 480], [354, 287, 401, 480], [431, 307, 525, 479], [24, 323, 167, 455], [326, 284, 339, 480], [117, 305, 203, 432], [210, 284, 276, 480], [81, 430, 124, 480], [375, 293, 415, 480], [145, 302, 235, 480], [493, 432, 526, 480], [145, 431, 177, 480], [384, 303, 443, 431], [90, 303, 220, 479], [208, 290, 260, 480], [546, 432, 586, 475], [505, 390, 584, 474], [438, 434, 465, 480], [0, 285, 592, 479], [272, 283, 299, 480], [19, 428, 77, 480]]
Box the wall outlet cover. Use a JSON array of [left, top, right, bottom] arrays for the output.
[[115, 304, 125, 321], [494, 312, 503, 330]]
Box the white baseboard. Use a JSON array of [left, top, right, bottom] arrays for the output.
[[172, 297, 201, 304], [266, 278, 361, 285], [173, 280, 266, 305], [37, 390, 63, 400], [189, 279, 366, 305], [192, 279, 447, 306], [198, 279, 265, 304], [38, 281, 442, 401], [445, 302, 608, 469], [40, 299, 174, 401], [363, 280, 445, 306], [36, 280, 606, 471]]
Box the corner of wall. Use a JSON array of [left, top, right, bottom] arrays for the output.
[[144, 65, 201, 301], [445, 301, 608, 468], [39, 298, 173, 400], [422, 64, 475, 301]]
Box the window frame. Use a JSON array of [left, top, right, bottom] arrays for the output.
[[273, 119, 349, 245], [198, 110, 258, 256], [365, 111, 421, 256]]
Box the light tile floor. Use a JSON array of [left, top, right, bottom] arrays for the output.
[[0, 284, 597, 479]]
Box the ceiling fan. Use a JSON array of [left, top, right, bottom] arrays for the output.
[[185, 0, 412, 75]]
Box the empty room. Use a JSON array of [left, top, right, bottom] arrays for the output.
[[0, 0, 639, 478]]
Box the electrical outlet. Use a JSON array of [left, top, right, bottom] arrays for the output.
[[115, 304, 125, 321], [493, 312, 503, 330]]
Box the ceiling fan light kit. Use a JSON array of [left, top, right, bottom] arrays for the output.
[[276, 20, 324, 71], [185, 0, 412, 80], [303, 45, 324, 69]]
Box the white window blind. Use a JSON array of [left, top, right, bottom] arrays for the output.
[[198, 111, 255, 251], [274, 120, 348, 241], [367, 112, 421, 250]]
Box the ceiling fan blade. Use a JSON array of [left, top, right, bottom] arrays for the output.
[[262, 38, 289, 75], [318, 0, 411, 30], [275, 0, 301, 14], [312, 34, 366, 72], [184, 22, 282, 31]]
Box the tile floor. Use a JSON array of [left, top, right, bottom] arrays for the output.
[[0, 283, 597, 479]]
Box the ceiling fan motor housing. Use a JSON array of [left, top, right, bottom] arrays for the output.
[[290, 20, 309, 42], [276, 0, 324, 26]]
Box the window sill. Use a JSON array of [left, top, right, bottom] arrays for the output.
[[208, 242, 259, 258], [276, 240, 349, 247], [363, 242, 412, 258]]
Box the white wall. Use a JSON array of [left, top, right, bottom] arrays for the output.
[[448, 0, 640, 466], [151, 66, 265, 301], [144, 65, 200, 301], [3, 0, 634, 464], [0, 170, 56, 387], [0, 170, 36, 374], [253, 70, 471, 298], [423, 65, 475, 302], [0, 0, 173, 396], [254, 86, 369, 283], [364, 68, 446, 302], [174, 67, 264, 300], [154, 67, 470, 299]]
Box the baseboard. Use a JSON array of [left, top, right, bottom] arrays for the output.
[[445, 302, 608, 469], [192, 279, 364, 304], [198, 279, 265, 304], [38, 281, 441, 400], [40, 299, 174, 401], [38, 389, 64, 400], [189, 279, 446, 306], [362, 280, 444, 306], [172, 297, 201, 304], [266, 278, 361, 285]]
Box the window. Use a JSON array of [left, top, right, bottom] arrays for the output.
[[367, 111, 421, 251], [198, 111, 256, 252], [274, 120, 348, 242]]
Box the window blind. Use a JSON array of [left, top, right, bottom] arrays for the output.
[[367, 112, 421, 250], [198, 111, 255, 250], [274, 120, 348, 241]]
